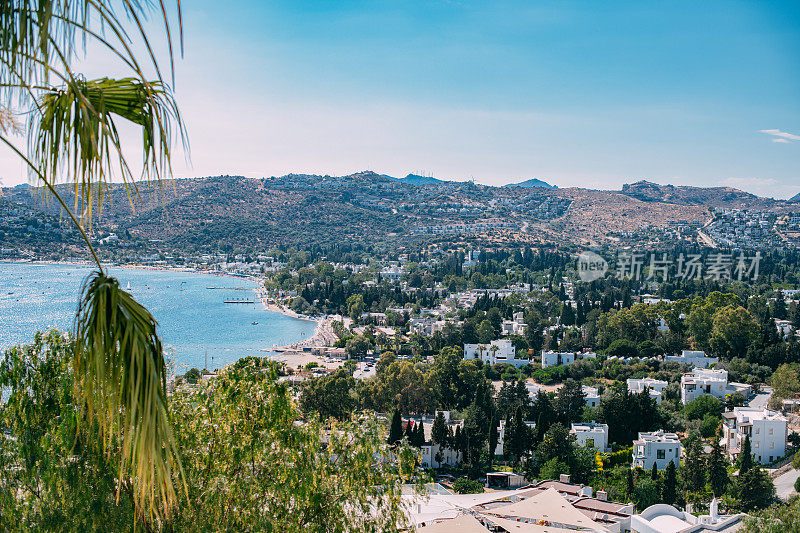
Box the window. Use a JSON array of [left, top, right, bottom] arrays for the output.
[[770, 442, 775, 449], [755, 427, 760, 435], [676, 449, 679, 457], [657, 449, 666, 459], [769, 428, 774, 436], [754, 441, 759, 448]]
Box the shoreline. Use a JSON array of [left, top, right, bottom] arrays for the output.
[[256, 288, 340, 351], [2, 260, 322, 360]]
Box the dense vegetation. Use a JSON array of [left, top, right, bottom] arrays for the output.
[[0, 333, 418, 531]]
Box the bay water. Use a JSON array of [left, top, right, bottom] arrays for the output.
[[0, 262, 316, 373]]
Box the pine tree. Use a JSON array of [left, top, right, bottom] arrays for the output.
[[707, 438, 729, 497], [662, 460, 677, 505], [388, 409, 403, 445]]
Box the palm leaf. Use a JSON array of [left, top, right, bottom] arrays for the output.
[[33, 75, 184, 224], [74, 271, 184, 521]]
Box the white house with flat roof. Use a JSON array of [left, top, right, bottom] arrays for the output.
[[627, 377, 668, 404], [681, 368, 728, 404], [542, 351, 576, 368], [583, 385, 600, 408], [632, 430, 682, 471], [464, 339, 528, 368], [666, 349, 719, 368], [571, 422, 610, 452], [722, 407, 787, 465]]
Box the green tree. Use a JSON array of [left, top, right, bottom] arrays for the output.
[[684, 395, 723, 420], [662, 460, 677, 505], [185, 367, 202, 384], [432, 411, 451, 451], [555, 379, 586, 425], [477, 320, 495, 343], [489, 417, 499, 457], [0, 4, 189, 520], [710, 305, 759, 358], [651, 462, 658, 480], [707, 438, 729, 497], [346, 334, 373, 359], [388, 408, 404, 445], [739, 435, 754, 475], [300, 369, 357, 420], [683, 436, 705, 495], [452, 478, 484, 494], [633, 477, 660, 510]]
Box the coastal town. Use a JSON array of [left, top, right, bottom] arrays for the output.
[[2, 1, 800, 530]]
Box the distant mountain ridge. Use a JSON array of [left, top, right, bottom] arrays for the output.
[[395, 174, 443, 186], [790, 192, 800, 203], [503, 178, 556, 189]]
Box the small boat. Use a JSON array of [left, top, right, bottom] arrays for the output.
[[125, 282, 131, 291], [251, 321, 259, 325]]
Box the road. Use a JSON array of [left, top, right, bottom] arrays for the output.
[[774, 467, 800, 500], [748, 387, 772, 410]]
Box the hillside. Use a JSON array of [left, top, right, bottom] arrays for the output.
[[620, 180, 772, 208], [2, 173, 796, 254]]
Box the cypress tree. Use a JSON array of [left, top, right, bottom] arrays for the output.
[[431, 411, 450, 450], [651, 462, 658, 480], [738, 435, 754, 475], [489, 416, 499, 458], [626, 468, 635, 498], [662, 460, 677, 505], [388, 409, 403, 445], [404, 421, 414, 440], [707, 438, 729, 497], [414, 421, 426, 447]]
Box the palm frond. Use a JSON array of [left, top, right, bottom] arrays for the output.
[[33, 75, 184, 224], [74, 271, 184, 521]]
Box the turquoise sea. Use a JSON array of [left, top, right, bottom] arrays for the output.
[[0, 262, 316, 372]]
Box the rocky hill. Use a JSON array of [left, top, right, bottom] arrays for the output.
[[620, 180, 772, 208], [2, 173, 796, 253]]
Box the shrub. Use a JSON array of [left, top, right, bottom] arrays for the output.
[[452, 477, 484, 494]]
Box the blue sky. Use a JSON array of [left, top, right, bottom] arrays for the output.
[[3, 0, 800, 197]]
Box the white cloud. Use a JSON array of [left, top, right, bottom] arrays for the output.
[[760, 129, 800, 142]]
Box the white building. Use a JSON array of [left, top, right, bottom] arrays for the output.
[[571, 422, 610, 452], [541, 351, 576, 368], [583, 385, 600, 408], [419, 411, 462, 468], [630, 500, 746, 533], [632, 430, 682, 471], [464, 339, 528, 368], [627, 377, 668, 404], [666, 349, 719, 368], [681, 368, 728, 404], [722, 407, 788, 465], [494, 418, 536, 456]]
